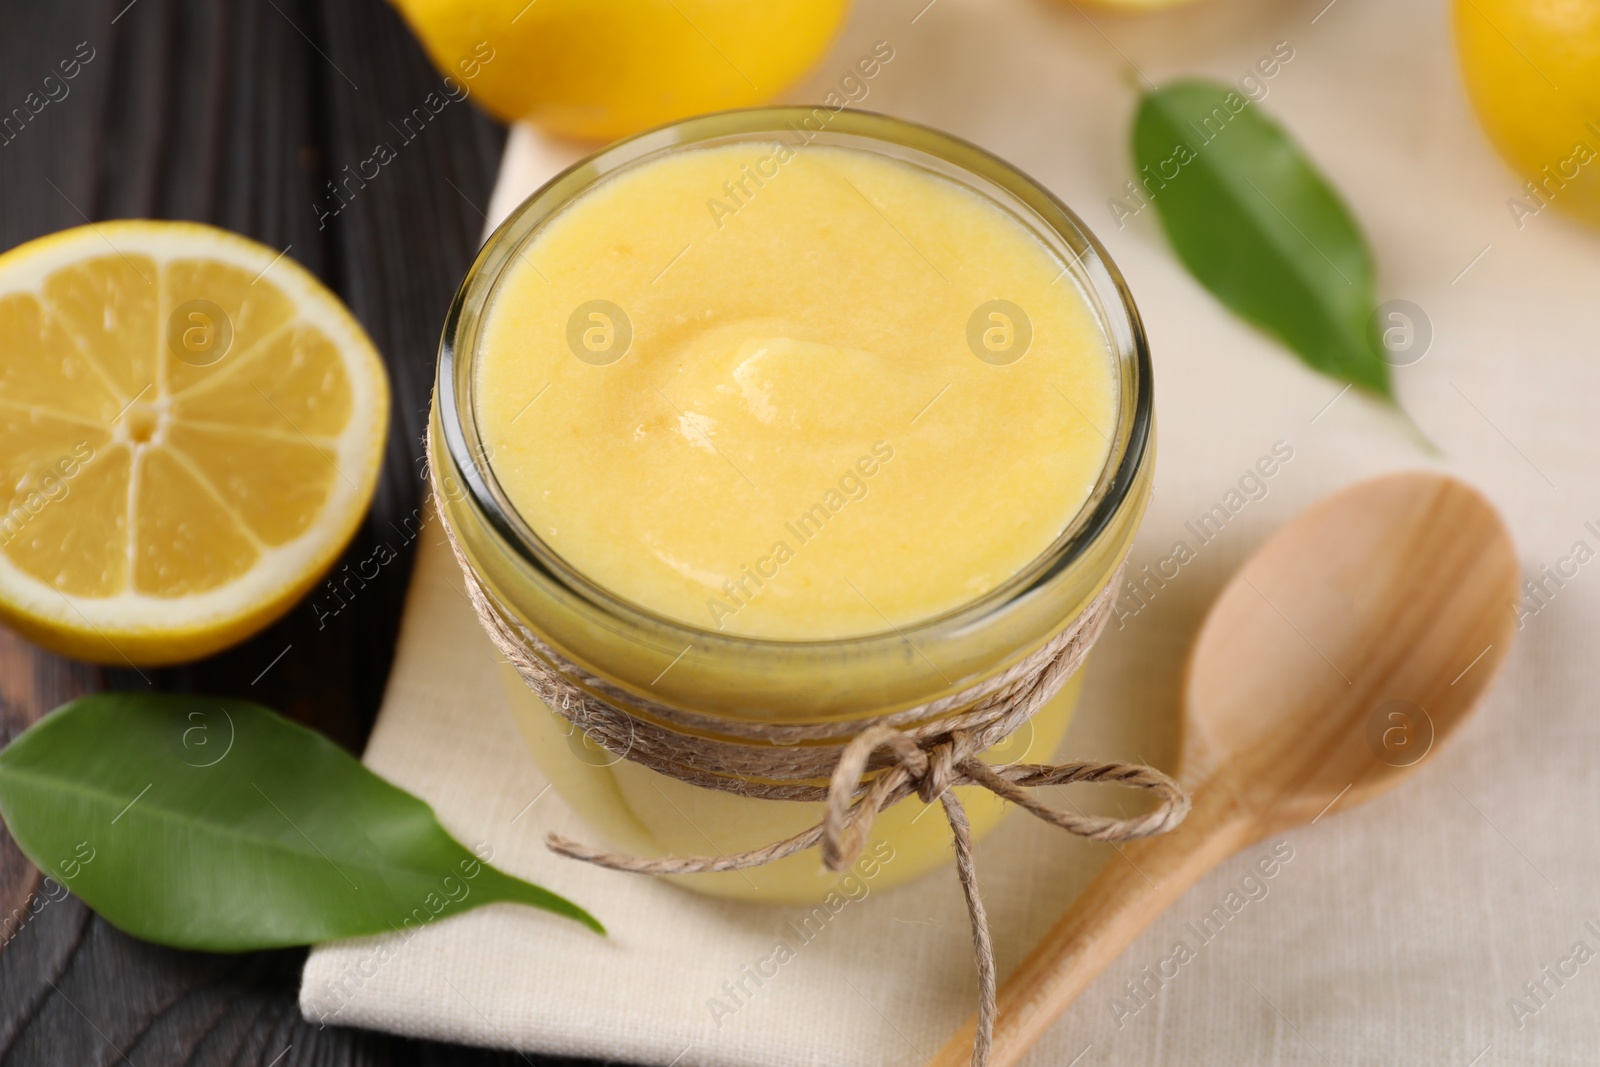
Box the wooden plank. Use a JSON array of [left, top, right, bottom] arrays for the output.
[[0, 1, 607, 1062], [0, 0, 120, 989]]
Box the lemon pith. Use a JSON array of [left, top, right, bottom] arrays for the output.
[[0, 222, 389, 666]]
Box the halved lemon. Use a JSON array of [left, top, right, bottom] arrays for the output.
[[0, 221, 389, 666]]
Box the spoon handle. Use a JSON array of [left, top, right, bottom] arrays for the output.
[[927, 791, 1254, 1067]]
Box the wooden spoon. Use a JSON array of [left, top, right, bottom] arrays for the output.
[[929, 470, 1519, 1067]]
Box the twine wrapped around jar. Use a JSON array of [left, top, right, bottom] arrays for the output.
[[431, 467, 1189, 1067]]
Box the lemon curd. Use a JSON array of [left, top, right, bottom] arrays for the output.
[[434, 111, 1153, 901], [476, 144, 1114, 638]]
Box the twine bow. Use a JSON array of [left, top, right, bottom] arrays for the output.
[[428, 457, 1190, 1067], [549, 723, 1188, 1067]]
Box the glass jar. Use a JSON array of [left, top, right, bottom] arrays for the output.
[[428, 107, 1153, 903]]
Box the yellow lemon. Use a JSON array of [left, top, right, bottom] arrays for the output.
[[389, 0, 851, 142], [1455, 0, 1600, 229], [0, 222, 389, 666]]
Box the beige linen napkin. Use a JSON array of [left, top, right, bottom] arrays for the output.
[[302, 0, 1600, 1062]]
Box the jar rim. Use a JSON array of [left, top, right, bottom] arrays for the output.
[[435, 106, 1152, 655]]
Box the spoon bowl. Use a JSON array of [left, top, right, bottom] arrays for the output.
[[930, 471, 1519, 1067], [1182, 469, 1519, 832]]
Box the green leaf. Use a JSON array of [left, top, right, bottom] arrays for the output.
[[0, 693, 602, 951], [1133, 78, 1391, 398]]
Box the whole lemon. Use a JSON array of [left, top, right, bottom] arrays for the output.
[[391, 0, 850, 143], [1455, 0, 1600, 229]]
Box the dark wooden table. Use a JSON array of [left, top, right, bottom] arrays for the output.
[[0, 2, 606, 1063]]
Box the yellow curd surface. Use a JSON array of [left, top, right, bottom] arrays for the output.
[[474, 142, 1115, 640], [469, 140, 1120, 899]]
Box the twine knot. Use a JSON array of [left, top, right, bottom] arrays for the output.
[[427, 450, 1190, 1067], [917, 735, 962, 803], [809, 722, 1187, 1067]]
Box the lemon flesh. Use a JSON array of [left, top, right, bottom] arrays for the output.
[[0, 222, 389, 665], [389, 0, 850, 142]]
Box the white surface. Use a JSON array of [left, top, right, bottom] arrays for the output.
[[301, 1, 1600, 1063]]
